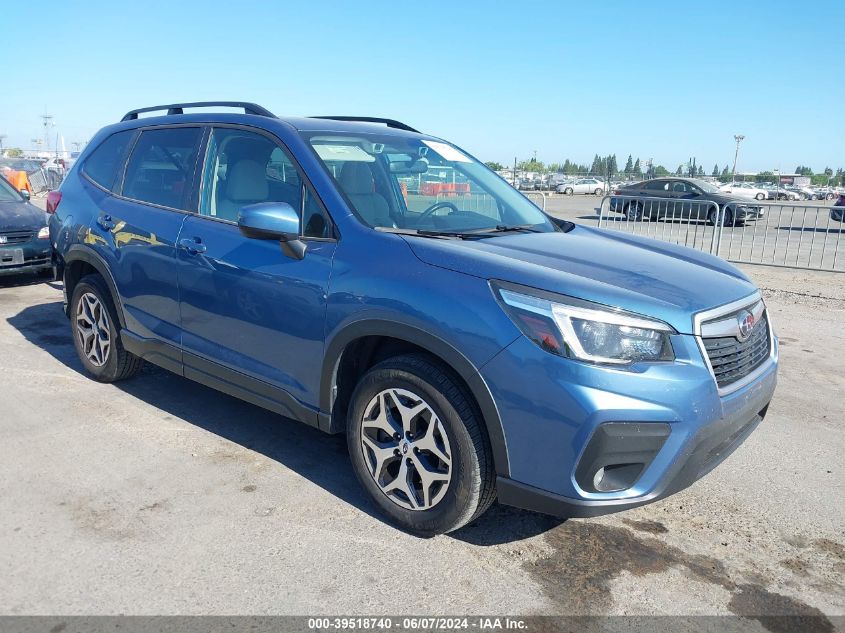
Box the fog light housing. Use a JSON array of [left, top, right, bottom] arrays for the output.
[[575, 422, 671, 493]]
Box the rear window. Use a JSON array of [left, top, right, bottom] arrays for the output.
[[82, 130, 136, 192], [122, 127, 203, 210]]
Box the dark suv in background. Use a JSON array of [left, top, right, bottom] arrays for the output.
[[0, 174, 52, 277], [48, 102, 777, 535]]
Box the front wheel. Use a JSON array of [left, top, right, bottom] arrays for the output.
[[708, 208, 735, 227], [755, 193, 765, 200], [346, 354, 495, 535], [594, 188, 604, 195], [564, 187, 574, 195], [625, 201, 643, 221]]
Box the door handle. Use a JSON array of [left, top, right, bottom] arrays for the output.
[[97, 214, 116, 231], [179, 237, 207, 255]]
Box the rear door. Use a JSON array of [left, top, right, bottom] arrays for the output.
[[82, 125, 203, 371], [176, 126, 336, 417]]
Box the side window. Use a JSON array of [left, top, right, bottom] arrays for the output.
[[122, 127, 202, 210], [82, 130, 135, 192], [200, 128, 332, 238]]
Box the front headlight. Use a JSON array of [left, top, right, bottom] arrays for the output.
[[494, 284, 675, 364], [37, 226, 50, 239]]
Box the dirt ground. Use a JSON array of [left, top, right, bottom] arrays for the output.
[[0, 254, 842, 625]]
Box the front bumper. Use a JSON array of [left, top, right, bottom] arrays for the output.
[[482, 326, 778, 518], [0, 244, 51, 276]]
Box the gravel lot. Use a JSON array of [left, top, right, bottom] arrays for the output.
[[0, 202, 843, 623]]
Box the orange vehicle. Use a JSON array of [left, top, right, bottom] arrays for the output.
[[0, 167, 32, 196]]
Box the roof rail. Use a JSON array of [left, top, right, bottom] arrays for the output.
[[121, 101, 276, 122], [310, 116, 420, 133]]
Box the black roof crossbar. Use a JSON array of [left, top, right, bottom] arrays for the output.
[[310, 116, 420, 133], [121, 101, 276, 122]]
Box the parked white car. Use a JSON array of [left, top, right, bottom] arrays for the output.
[[557, 177, 605, 195], [719, 182, 768, 200]]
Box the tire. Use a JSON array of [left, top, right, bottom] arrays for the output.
[[70, 274, 143, 382], [625, 201, 643, 221], [594, 188, 604, 195], [346, 354, 495, 536], [708, 208, 735, 226], [826, 192, 835, 201], [564, 187, 573, 195], [755, 193, 765, 200]]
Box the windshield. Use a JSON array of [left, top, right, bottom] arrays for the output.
[[305, 132, 555, 234], [691, 179, 721, 194]]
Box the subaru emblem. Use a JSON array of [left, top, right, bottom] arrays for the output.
[[737, 310, 755, 342]]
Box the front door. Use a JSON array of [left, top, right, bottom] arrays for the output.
[[176, 126, 336, 418]]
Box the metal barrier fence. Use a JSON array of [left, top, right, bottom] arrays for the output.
[[597, 195, 844, 273], [597, 194, 722, 253]]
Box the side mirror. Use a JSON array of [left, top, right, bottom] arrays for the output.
[[20, 189, 30, 200], [237, 202, 306, 260]]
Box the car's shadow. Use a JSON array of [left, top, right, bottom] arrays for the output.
[[6, 298, 564, 544]]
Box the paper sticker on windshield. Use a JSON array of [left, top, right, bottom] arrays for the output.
[[422, 140, 471, 163], [312, 144, 375, 163]]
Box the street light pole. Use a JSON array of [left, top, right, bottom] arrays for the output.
[[732, 135, 745, 178]]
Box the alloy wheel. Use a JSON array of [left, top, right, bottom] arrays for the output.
[[76, 292, 111, 367], [359, 388, 452, 511]]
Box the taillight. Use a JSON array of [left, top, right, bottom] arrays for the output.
[[46, 190, 62, 214]]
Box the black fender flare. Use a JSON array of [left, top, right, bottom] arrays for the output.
[[320, 318, 510, 477], [63, 245, 127, 328]]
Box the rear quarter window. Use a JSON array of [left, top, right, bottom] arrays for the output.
[[82, 130, 136, 192]]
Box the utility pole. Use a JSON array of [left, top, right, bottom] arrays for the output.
[[0, 134, 6, 155], [41, 114, 54, 153], [732, 135, 745, 177]]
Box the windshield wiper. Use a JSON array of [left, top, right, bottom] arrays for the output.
[[465, 224, 545, 234], [375, 227, 494, 240]]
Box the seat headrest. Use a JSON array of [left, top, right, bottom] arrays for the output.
[[338, 162, 375, 195], [226, 159, 269, 202]]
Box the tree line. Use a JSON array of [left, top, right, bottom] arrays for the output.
[[485, 156, 844, 185]]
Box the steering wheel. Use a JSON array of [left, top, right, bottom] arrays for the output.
[[418, 201, 460, 221]]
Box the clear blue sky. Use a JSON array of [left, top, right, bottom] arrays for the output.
[[2, 0, 842, 173]]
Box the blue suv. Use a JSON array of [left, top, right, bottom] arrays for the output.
[[49, 102, 778, 535]]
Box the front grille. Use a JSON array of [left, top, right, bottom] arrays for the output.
[[0, 230, 34, 245], [703, 313, 771, 388]]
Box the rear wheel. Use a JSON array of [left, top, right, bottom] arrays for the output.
[[70, 274, 143, 382], [594, 188, 604, 195], [346, 354, 495, 535], [755, 193, 765, 200], [564, 187, 574, 195]]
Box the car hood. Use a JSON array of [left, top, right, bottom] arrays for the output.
[[403, 225, 758, 334], [0, 200, 47, 232]]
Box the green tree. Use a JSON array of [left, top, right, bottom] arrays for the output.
[[654, 165, 670, 176], [675, 165, 684, 175], [824, 167, 833, 177], [607, 154, 618, 178], [712, 164, 720, 177], [697, 165, 704, 176], [633, 158, 641, 175], [517, 158, 545, 173], [623, 154, 634, 174], [5, 147, 23, 157], [484, 161, 504, 171]]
